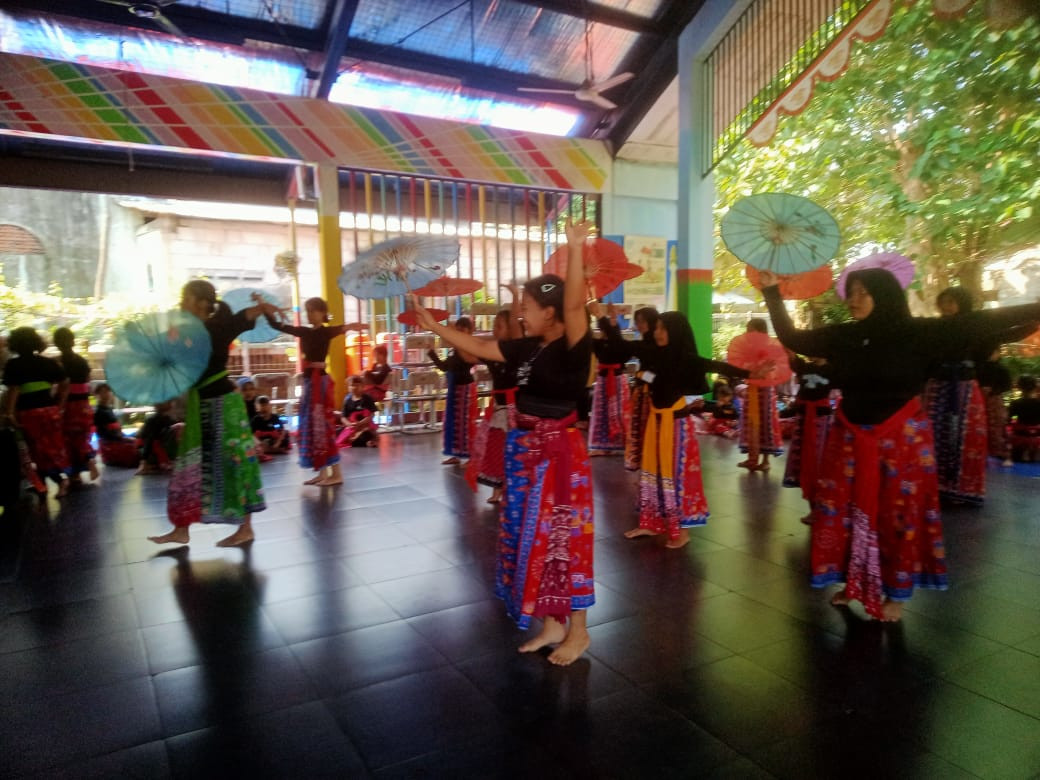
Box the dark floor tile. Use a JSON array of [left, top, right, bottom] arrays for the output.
[[944, 647, 1040, 720], [674, 592, 809, 654], [311, 523, 417, 556], [701, 756, 777, 779], [0, 676, 161, 776], [0, 591, 139, 654], [165, 701, 367, 779], [141, 611, 286, 675], [0, 628, 148, 704], [33, 740, 171, 780], [372, 733, 564, 780], [902, 584, 1040, 646], [291, 620, 449, 694], [343, 544, 455, 583], [368, 567, 489, 618], [152, 646, 316, 737], [258, 558, 361, 603], [648, 655, 817, 754], [325, 666, 503, 770], [262, 584, 400, 645], [543, 687, 738, 778], [405, 599, 525, 663], [586, 613, 734, 683]]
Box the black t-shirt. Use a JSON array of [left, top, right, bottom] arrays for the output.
[[199, 310, 256, 399], [498, 332, 592, 417], [1009, 397, 1040, 426], [268, 319, 346, 364], [343, 393, 377, 418], [251, 412, 287, 433], [2, 354, 66, 410], [59, 351, 92, 385]]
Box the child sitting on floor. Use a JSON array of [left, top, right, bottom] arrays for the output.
[[93, 383, 140, 468], [362, 344, 392, 403], [251, 395, 292, 456], [1008, 374, 1040, 463], [337, 375, 379, 448], [702, 381, 739, 438], [136, 401, 178, 474]]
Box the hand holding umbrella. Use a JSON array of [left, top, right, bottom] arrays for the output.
[[406, 294, 440, 332]]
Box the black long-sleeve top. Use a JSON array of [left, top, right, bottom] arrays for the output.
[[789, 355, 834, 403], [199, 310, 259, 399], [266, 318, 347, 364], [764, 285, 1040, 425], [592, 318, 632, 366], [606, 334, 749, 409], [428, 349, 475, 385], [487, 359, 517, 391], [58, 351, 92, 385]]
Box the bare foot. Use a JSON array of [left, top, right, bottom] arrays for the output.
[[442, 457, 460, 465], [830, 588, 851, 606], [624, 527, 656, 539], [316, 476, 343, 486], [149, 527, 190, 545], [304, 475, 323, 485], [548, 628, 590, 666], [880, 601, 903, 622], [665, 529, 691, 549], [737, 460, 756, 469], [216, 527, 255, 547], [56, 478, 70, 498], [487, 489, 502, 504], [89, 461, 99, 481], [800, 512, 814, 525], [518, 619, 567, 654], [750, 462, 770, 472]]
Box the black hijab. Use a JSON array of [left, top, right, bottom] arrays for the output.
[[650, 311, 710, 405]]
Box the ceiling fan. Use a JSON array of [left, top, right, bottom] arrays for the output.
[[517, 19, 634, 110], [97, 0, 187, 38]]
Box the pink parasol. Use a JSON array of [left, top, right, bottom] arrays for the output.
[[397, 308, 450, 327], [745, 264, 833, 300], [412, 276, 484, 297], [727, 331, 793, 387], [543, 238, 642, 298], [837, 253, 915, 299]]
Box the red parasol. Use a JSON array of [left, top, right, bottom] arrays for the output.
[[544, 238, 642, 298], [397, 308, 450, 327], [412, 276, 484, 297], [745, 264, 833, 300], [727, 331, 793, 387]]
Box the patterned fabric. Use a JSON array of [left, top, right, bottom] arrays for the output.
[[466, 389, 516, 490], [17, 405, 69, 479], [99, 437, 140, 468], [62, 396, 96, 473], [169, 390, 265, 527], [587, 366, 629, 452], [638, 411, 708, 541], [739, 385, 784, 456], [982, 390, 1008, 459], [496, 414, 594, 629], [1008, 423, 1040, 460], [810, 400, 947, 620], [782, 399, 834, 501], [442, 374, 477, 458], [298, 366, 340, 470], [924, 377, 987, 504], [624, 381, 650, 471]]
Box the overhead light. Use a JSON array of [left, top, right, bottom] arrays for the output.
[[129, 4, 161, 20]]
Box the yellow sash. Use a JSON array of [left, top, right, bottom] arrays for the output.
[[641, 397, 687, 479]]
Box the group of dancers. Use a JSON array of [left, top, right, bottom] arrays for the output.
[[7, 223, 1040, 663]]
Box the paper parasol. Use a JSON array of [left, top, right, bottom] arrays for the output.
[[727, 331, 793, 387], [413, 276, 483, 297], [105, 310, 212, 404], [397, 308, 450, 327], [745, 264, 833, 300], [721, 193, 840, 274], [544, 238, 642, 298], [222, 287, 284, 343], [836, 252, 915, 299], [338, 235, 460, 299]]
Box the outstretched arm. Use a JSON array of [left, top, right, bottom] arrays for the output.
[[563, 219, 593, 348], [758, 270, 835, 357], [409, 298, 507, 363]]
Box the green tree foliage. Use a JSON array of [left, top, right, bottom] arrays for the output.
[[715, 3, 1040, 311]]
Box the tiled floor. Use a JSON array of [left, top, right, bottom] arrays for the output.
[[2, 433, 1039, 778]]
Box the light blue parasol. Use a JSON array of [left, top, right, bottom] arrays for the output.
[[222, 287, 285, 343], [338, 235, 460, 299], [721, 193, 840, 274], [105, 310, 211, 404]]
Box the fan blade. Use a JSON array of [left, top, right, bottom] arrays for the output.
[[591, 72, 635, 92], [517, 87, 576, 95], [153, 13, 188, 38], [587, 94, 618, 110], [96, 0, 135, 6]]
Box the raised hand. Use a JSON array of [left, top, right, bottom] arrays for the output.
[[406, 294, 437, 331], [757, 269, 779, 288], [565, 218, 594, 245]]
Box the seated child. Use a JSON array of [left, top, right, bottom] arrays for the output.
[[136, 401, 178, 474], [238, 377, 258, 421], [702, 381, 739, 438], [337, 375, 378, 448], [93, 383, 140, 468], [362, 344, 392, 403], [1008, 374, 1040, 462], [251, 395, 292, 455]]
